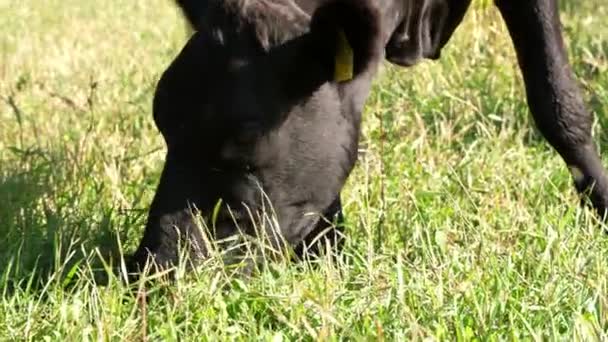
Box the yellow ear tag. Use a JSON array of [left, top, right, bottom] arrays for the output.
[[334, 30, 354, 82]]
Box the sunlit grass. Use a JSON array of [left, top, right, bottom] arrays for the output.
[[1, 0, 607, 339]]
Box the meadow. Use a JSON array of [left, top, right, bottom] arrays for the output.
[[1, 0, 608, 340]]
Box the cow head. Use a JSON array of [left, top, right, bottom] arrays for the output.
[[130, 0, 383, 271], [176, 0, 473, 68]]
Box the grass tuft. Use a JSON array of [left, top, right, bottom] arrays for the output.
[[1, 0, 608, 339]]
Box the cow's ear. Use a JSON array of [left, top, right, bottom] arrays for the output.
[[175, 0, 206, 30], [267, 0, 382, 100], [310, 0, 382, 82]]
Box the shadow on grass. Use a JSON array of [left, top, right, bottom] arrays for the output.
[[0, 147, 144, 293]]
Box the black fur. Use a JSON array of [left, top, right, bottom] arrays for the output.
[[175, 0, 206, 28], [310, 0, 382, 75], [130, 0, 383, 272], [131, 0, 608, 274]]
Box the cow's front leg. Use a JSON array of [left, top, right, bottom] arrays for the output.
[[496, 0, 608, 217]]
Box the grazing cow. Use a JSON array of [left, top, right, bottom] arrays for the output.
[[130, 0, 608, 272], [130, 0, 384, 272]]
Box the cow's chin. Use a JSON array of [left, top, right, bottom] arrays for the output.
[[384, 24, 444, 67], [385, 49, 442, 67], [385, 49, 421, 67]]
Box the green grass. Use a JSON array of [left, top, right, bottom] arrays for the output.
[[1, 0, 608, 340]]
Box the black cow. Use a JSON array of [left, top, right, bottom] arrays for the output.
[[130, 0, 383, 272], [130, 0, 608, 273]]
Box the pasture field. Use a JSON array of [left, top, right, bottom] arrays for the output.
[[1, 0, 608, 340]]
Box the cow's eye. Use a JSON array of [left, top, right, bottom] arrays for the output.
[[218, 122, 262, 172]]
